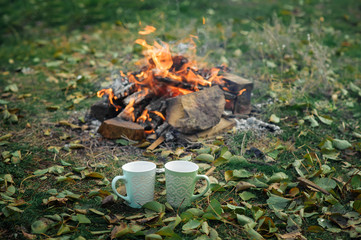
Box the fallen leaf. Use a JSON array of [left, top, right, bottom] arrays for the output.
[[182, 219, 201, 231], [195, 153, 215, 162], [239, 191, 256, 201], [270, 114, 280, 123], [332, 139, 352, 150]]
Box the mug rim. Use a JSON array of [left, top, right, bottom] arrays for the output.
[[122, 161, 156, 173], [165, 160, 199, 173]]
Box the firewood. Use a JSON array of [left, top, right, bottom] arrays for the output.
[[147, 136, 165, 151], [166, 86, 225, 134], [97, 117, 145, 140], [181, 118, 236, 141], [90, 100, 120, 121], [221, 73, 253, 114], [114, 82, 136, 98], [155, 122, 170, 137], [123, 90, 154, 106], [155, 76, 201, 92]]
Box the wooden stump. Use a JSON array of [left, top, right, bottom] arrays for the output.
[[97, 117, 145, 140]]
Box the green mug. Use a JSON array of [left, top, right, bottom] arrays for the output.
[[112, 161, 156, 208], [165, 161, 210, 209]]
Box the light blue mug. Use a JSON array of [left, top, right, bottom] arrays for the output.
[[112, 161, 156, 208]]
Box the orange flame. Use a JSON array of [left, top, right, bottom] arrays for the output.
[[122, 98, 135, 122], [137, 109, 150, 123], [238, 89, 246, 96], [97, 88, 121, 111], [151, 111, 166, 121], [144, 129, 155, 135], [138, 25, 156, 35]]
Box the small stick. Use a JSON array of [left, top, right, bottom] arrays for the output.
[[147, 136, 165, 151], [205, 166, 216, 176], [297, 177, 330, 195]]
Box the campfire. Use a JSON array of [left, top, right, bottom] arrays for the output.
[[90, 27, 253, 143]]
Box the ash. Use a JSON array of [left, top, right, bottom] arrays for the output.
[[235, 117, 282, 134]]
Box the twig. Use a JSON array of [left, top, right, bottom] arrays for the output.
[[297, 177, 330, 195], [205, 166, 216, 176]]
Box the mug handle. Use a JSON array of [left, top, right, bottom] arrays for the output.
[[191, 175, 210, 201], [111, 176, 130, 203]]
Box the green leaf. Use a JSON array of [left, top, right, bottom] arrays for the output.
[[210, 183, 226, 192], [195, 153, 214, 162], [237, 214, 255, 226], [185, 208, 204, 217], [233, 169, 253, 178], [57, 224, 72, 236], [201, 221, 209, 235], [5, 185, 16, 196], [116, 139, 129, 146], [317, 115, 333, 125], [353, 200, 361, 214], [266, 194, 291, 211], [269, 114, 280, 123], [314, 178, 337, 191], [47, 146, 61, 154], [72, 166, 87, 172], [76, 214, 91, 224], [0, 99, 9, 105], [213, 157, 229, 166], [229, 155, 247, 164], [319, 139, 334, 151], [142, 201, 165, 213], [89, 208, 105, 216], [268, 172, 289, 183], [304, 115, 319, 127], [4, 84, 18, 92], [194, 147, 212, 154], [60, 159, 72, 166], [145, 234, 163, 240], [246, 178, 269, 188], [156, 226, 175, 237], [48, 165, 64, 174], [34, 168, 49, 176], [31, 219, 49, 234], [166, 215, 181, 230], [244, 225, 264, 240], [44, 214, 61, 221], [182, 220, 201, 231], [351, 175, 361, 190], [239, 191, 256, 201], [206, 199, 223, 216], [46, 60, 63, 68], [332, 139, 352, 150]]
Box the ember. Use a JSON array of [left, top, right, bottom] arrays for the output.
[[92, 27, 254, 141]]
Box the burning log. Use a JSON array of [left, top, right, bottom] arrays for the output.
[[221, 73, 254, 114], [123, 89, 154, 106], [166, 86, 225, 134], [90, 101, 120, 122], [114, 82, 136, 98], [155, 76, 202, 92], [97, 117, 145, 140]]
